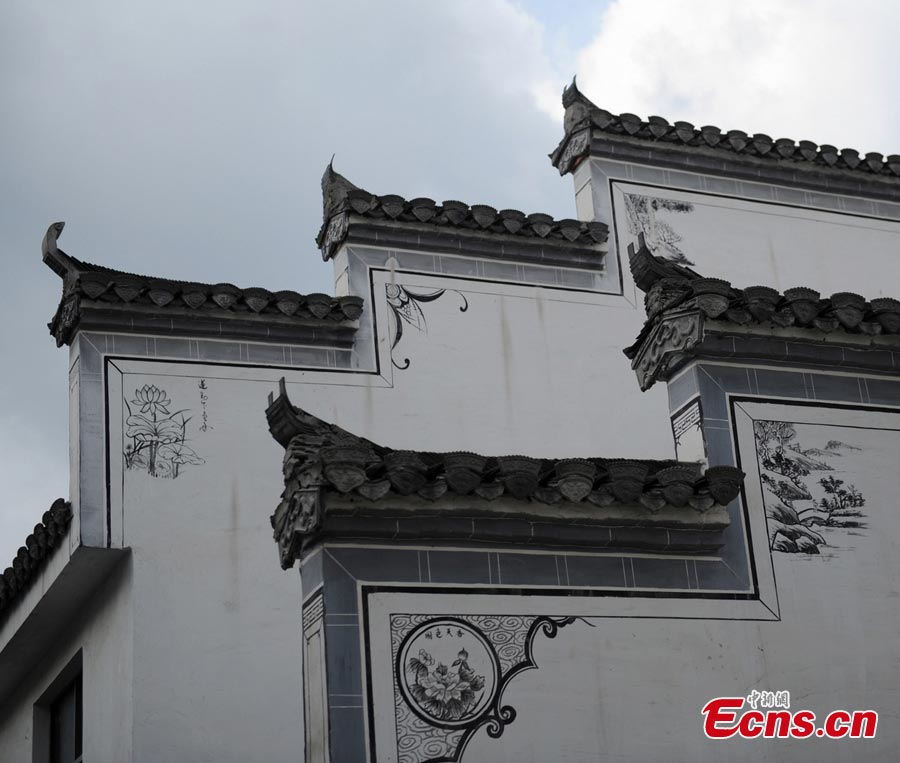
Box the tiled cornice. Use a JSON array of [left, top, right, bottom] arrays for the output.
[[266, 379, 740, 568], [42, 222, 362, 347]]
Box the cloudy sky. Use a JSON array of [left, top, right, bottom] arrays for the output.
[[2, 0, 898, 563]]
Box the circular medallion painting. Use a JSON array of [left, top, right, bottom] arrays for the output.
[[397, 618, 500, 728]]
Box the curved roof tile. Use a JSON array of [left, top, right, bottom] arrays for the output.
[[551, 78, 900, 187]]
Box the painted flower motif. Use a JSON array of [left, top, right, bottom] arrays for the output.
[[406, 646, 486, 722], [420, 663, 470, 704], [124, 385, 203, 479], [132, 385, 171, 415]]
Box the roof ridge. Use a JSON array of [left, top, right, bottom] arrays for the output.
[[42, 223, 364, 347], [266, 377, 742, 501], [623, 236, 900, 388], [0, 499, 72, 616], [551, 80, 900, 180], [316, 162, 608, 260]]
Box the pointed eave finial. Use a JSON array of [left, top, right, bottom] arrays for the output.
[[562, 75, 580, 108], [321, 156, 363, 221], [42, 221, 76, 278]]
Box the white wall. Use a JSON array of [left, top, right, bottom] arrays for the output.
[[0, 557, 133, 763], [365, 401, 900, 761]]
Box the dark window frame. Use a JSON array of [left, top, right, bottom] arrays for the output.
[[33, 650, 83, 763]]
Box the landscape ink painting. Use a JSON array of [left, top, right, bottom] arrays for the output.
[[749, 413, 900, 559]]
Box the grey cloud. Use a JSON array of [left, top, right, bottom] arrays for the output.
[[0, 0, 572, 560]]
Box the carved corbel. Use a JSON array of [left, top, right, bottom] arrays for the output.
[[319, 213, 349, 260], [273, 434, 329, 569], [557, 130, 591, 174], [274, 485, 323, 570], [632, 311, 702, 391]]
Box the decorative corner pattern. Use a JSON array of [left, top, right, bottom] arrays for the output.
[[385, 284, 469, 370], [391, 614, 588, 763]]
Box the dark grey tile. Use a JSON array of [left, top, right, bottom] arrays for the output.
[[439, 255, 478, 277], [532, 522, 611, 548], [324, 515, 399, 541], [481, 260, 519, 281], [329, 547, 421, 583], [154, 337, 191, 359], [863, 378, 900, 406], [290, 345, 333, 367], [325, 623, 363, 695], [632, 557, 691, 589], [78, 343, 102, 374], [520, 265, 559, 285], [785, 342, 844, 367], [702, 364, 752, 394], [697, 373, 728, 420], [110, 334, 150, 356], [197, 340, 242, 362], [301, 552, 324, 599], [695, 559, 747, 591], [754, 369, 807, 398], [772, 186, 810, 206], [497, 552, 559, 585], [705, 427, 737, 467], [700, 334, 736, 357], [808, 373, 863, 403], [733, 336, 788, 361], [323, 553, 359, 615], [393, 251, 437, 272], [704, 175, 742, 196], [472, 518, 533, 544], [328, 708, 366, 762], [666, 529, 726, 553], [668, 368, 699, 410], [246, 343, 288, 365], [559, 268, 596, 289], [564, 555, 627, 587], [395, 516, 475, 541], [333, 350, 354, 369], [427, 551, 491, 584], [841, 347, 893, 371], [609, 527, 670, 552], [664, 169, 705, 190]]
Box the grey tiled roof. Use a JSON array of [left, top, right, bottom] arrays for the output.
[[316, 163, 608, 261], [0, 499, 71, 617], [551, 79, 900, 185], [623, 234, 900, 390], [625, 233, 900, 344], [42, 222, 363, 347], [267, 379, 743, 512]]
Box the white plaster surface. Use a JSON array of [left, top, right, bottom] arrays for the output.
[[366, 402, 900, 761], [611, 180, 900, 298], [0, 558, 133, 763], [5, 158, 900, 762]]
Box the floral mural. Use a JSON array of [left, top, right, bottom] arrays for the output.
[[392, 614, 587, 763], [406, 647, 486, 723], [124, 384, 204, 478], [754, 420, 866, 555]]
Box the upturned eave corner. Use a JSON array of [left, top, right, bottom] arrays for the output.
[[42, 221, 83, 348], [549, 78, 900, 194], [265, 378, 745, 565], [623, 234, 900, 390], [315, 158, 609, 263], [40, 222, 365, 349]]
